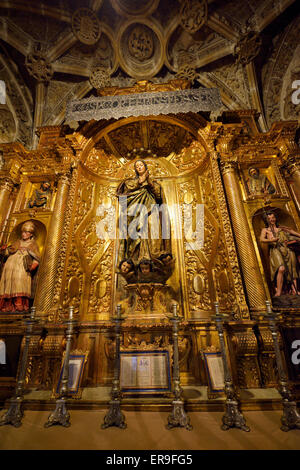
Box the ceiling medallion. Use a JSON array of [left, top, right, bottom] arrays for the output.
[[89, 67, 111, 89], [25, 52, 54, 82], [72, 8, 101, 46], [128, 25, 154, 62], [234, 31, 262, 66], [180, 0, 208, 34]]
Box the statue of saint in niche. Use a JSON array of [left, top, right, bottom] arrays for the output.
[[247, 167, 276, 196], [0, 221, 40, 312], [28, 181, 52, 208], [116, 160, 172, 283], [260, 211, 300, 297]]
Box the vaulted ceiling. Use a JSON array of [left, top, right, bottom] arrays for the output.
[[0, 0, 299, 149]]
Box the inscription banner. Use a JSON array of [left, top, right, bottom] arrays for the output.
[[66, 88, 222, 121]]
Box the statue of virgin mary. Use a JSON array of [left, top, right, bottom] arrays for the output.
[[116, 159, 171, 265]]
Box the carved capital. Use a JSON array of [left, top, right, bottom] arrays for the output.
[[198, 122, 222, 152], [216, 137, 235, 155], [278, 135, 299, 159], [0, 176, 15, 192], [219, 159, 238, 175], [281, 154, 300, 177], [55, 171, 72, 187], [215, 124, 244, 156]]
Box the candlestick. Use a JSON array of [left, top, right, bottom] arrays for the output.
[[102, 304, 127, 429], [265, 300, 300, 431], [0, 307, 37, 427], [213, 302, 250, 432], [44, 306, 76, 428], [166, 303, 192, 430]]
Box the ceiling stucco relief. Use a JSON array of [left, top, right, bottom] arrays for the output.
[[167, 26, 232, 71], [282, 44, 300, 121], [152, 0, 180, 29], [43, 80, 85, 125], [110, 0, 160, 17], [54, 31, 116, 76], [0, 0, 297, 149], [262, 16, 300, 126], [117, 19, 164, 79], [0, 51, 33, 147], [0, 106, 16, 142], [202, 61, 251, 109], [44, 80, 92, 126], [71, 7, 101, 46], [8, 12, 66, 45], [179, 0, 208, 34]]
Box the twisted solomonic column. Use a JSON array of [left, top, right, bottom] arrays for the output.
[[34, 173, 71, 315], [0, 177, 15, 231], [220, 160, 267, 312]]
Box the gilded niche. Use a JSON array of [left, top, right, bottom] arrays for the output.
[[61, 172, 117, 319], [115, 158, 176, 318], [177, 161, 237, 316]]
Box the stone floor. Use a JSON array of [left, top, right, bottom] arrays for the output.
[[0, 408, 300, 450]]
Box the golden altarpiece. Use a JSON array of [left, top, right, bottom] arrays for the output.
[[0, 79, 300, 409]]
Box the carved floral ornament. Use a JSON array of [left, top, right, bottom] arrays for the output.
[[72, 8, 101, 46], [25, 52, 53, 82], [180, 0, 208, 34], [175, 64, 200, 84], [234, 31, 262, 66], [89, 67, 112, 90]]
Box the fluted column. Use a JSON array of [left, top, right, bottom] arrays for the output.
[[278, 133, 300, 212], [220, 160, 267, 312], [281, 155, 300, 212], [0, 177, 14, 231], [34, 172, 71, 315]]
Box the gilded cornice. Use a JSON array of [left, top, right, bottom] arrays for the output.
[[200, 119, 299, 166], [0, 126, 81, 178]]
